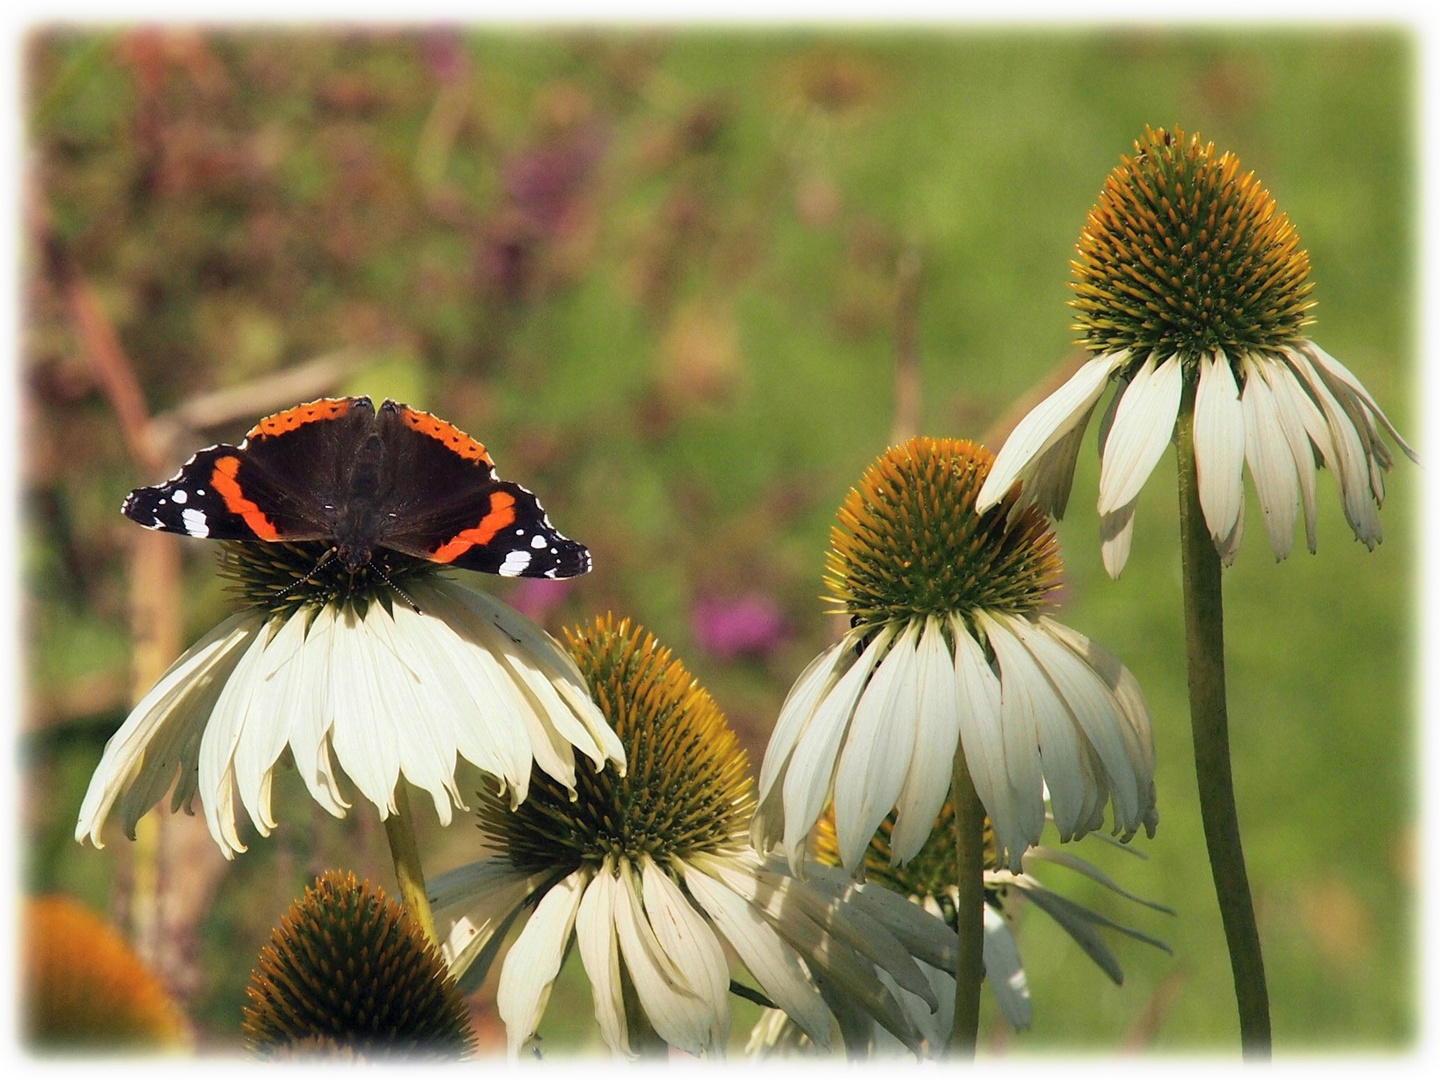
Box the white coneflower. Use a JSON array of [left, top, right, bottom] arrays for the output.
[[429, 616, 957, 1060], [752, 437, 1157, 876], [976, 126, 1415, 577], [75, 541, 624, 860]]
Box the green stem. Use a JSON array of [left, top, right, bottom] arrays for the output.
[[383, 783, 438, 948], [1175, 394, 1272, 1059], [947, 743, 986, 1058]]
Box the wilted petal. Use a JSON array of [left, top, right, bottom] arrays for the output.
[[977, 351, 1130, 512]]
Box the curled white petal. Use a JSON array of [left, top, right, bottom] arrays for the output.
[[1097, 352, 1183, 516], [977, 351, 1129, 513], [496, 869, 587, 1059]]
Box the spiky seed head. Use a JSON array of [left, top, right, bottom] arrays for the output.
[[22, 896, 189, 1050], [811, 803, 1001, 932], [241, 871, 474, 1060], [478, 614, 754, 875], [825, 437, 1063, 634], [1070, 125, 1315, 368], [218, 540, 436, 620]]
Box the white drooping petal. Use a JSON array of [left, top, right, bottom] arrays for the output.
[[692, 854, 921, 1051], [681, 862, 831, 1049], [977, 351, 1130, 512], [279, 604, 349, 819], [781, 625, 896, 870], [76, 612, 259, 850], [1192, 351, 1246, 547], [982, 903, 1031, 1030], [1097, 352, 1183, 516], [1023, 404, 1096, 521], [950, 615, 1025, 871], [394, 580, 532, 793], [888, 618, 964, 865], [361, 603, 466, 823], [575, 866, 630, 1058], [1301, 341, 1417, 463], [612, 860, 712, 1055], [834, 621, 922, 871], [459, 583, 627, 770], [496, 869, 587, 1059], [748, 864, 937, 1008], [234, 612, 312, 834], [971, 611, 1046, 850], [1099, 499, 1139, 579], [754, 636, 855, 850], [1009, 618, 1140, 833], [198, 620, 277, 857], [1240, 354, 1301, 560], [1257, 356, 1322, 553], [641, 857, 731, 1052], [325, 604, 402, 819], [430, 859, 551, 988], [981, 612, 1092, 843], [799, 864, 957, 974], [1283, 347, 1382, 547]]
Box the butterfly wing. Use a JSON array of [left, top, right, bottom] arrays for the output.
[[122, 397, 374, 543], [371, 401, 592, 578]]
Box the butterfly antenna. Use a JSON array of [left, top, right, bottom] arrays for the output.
[[371, 561, 422, 615], [272, 546, 338, 602]]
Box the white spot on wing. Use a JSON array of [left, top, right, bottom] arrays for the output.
[[171, 489, 187, 504], [498, 550, 532, 577], [530, 534, 548, 549], [181, 508, 209, 537]]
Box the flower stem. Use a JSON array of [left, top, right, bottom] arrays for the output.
[[1175, 394, 1272, 1058], [382, 783, 438, 949], [947, 742, 986, 1058]]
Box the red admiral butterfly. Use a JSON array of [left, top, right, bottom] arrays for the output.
[[122, 396, 591, 579]]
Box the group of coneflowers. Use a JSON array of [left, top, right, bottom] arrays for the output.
[[75, 127, 1413, 1060]]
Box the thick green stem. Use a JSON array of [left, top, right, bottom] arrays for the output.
[[383, 783, 438, 948], [947, 744, 986, 1058], [1175, 395, 1272, 1059]]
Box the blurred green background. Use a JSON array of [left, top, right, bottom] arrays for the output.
[[22, 26, 1416, 1055]]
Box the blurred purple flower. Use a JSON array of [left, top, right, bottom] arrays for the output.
[[506, 576, 574, 627], [690, 593, 787, 661]]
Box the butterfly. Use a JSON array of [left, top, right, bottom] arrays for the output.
[[122, 396, 590, 579]]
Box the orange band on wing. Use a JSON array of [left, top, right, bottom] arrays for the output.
[[429, 491, 516, 563], [399, 406, 494, 465], [210, 456, 282, 541], [247, 398, 353, 440]]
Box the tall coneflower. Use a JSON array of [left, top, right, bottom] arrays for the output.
[[752, 437, 1157, 1056]]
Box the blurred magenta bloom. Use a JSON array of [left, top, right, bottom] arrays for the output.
[[690, 593, 787, 660], [506, 576, 575, 627]]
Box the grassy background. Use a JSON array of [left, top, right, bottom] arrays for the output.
[[22, 26, 1416, 1054]]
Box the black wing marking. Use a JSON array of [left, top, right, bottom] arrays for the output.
[[121, 446, 331, 542]]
